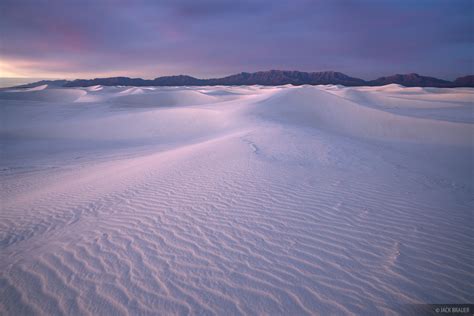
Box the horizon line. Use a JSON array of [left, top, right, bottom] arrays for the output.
[[2, 69, 473, 83]]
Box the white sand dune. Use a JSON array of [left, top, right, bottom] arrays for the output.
[[109, 90, 220, 108], [22, 84, 49, 92], [3, 84, 49, 93], [249, 86, 472, 145], [0, 84, 473, 315], [85, 85, 104, 92], [0, 87, 86, 103]]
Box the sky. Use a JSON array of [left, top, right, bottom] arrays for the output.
[[0, 0, 472, 80]]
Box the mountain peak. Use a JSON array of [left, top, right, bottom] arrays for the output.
[[453, 75, 474, 87], [369, 73, 452, 87]]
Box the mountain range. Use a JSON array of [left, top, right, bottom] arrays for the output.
[[10, 71, 474, 88]]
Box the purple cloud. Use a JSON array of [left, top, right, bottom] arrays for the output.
[[0, 0, 472, 79]]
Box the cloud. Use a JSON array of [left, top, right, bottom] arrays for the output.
[[0, 0, 472, 79]]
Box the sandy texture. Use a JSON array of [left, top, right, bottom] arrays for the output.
[[0, 84, 473, 315]]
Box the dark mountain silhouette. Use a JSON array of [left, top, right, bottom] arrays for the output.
[[64, 77, 150, 87], [61, 75, 204, 87], [368, 73, 453, 87], [152, 75, 204, 86], [453, 75, 474, 87], [6, 71, 474, 89], [14, 79, 70, 88], [59, 70, 366, 87], [205, 70, 366, 86]]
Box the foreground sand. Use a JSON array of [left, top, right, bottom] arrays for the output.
[[0, 84, 472, 315]]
